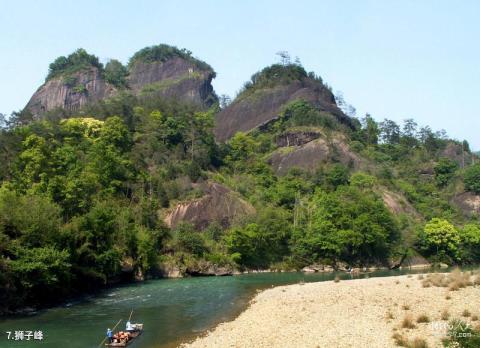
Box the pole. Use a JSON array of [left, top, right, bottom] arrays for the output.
[[128, 309, 134, 322], [98, 319, 122, 348]]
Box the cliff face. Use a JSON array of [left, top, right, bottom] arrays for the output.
[[25, 48, 216, 119], [214, 78, 351, 142], [164, 182, 255, 230], [268, 131, 362, 175], [128, 57, 216, 106], [26, 67, 116, 118]]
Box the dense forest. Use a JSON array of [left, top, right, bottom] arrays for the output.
[[1, 48, 479, 314]]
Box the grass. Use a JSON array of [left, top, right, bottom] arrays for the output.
[[386, 311, 395, 320], [462, 309, 471, 317], [474, 275, 480, 286], [402, 304, 411, 310], [392, 333, 428, 348], [410, 338, 428, 348], [392, 333, 409, 347], [417, 314, 430, 323], [441, 309, 450, 321], [420, 269, 473, 291], [401, 314, 416, 329], [445, 294, 451, 300], [472, 314, 478, 321]]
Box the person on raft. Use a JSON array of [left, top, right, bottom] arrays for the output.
[[126, 321, 134, 333], [106, 328, 113, 343]]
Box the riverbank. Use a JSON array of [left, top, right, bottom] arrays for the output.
[[184, 270, 480, 348]]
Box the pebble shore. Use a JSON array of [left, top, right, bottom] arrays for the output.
[[183, 273, 480, 348]]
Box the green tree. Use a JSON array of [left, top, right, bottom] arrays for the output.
[[458, 223, 480, 262], [418, 218, 460, 261], [325, 164, 349, 189], [379, 119, 400, 144], [174, 223, 206, 256], [464, 164, 480, 194], [104, 59, 128, 88], [226, 207, 292, 268], [8, 246, 71, 304], [434, 157, 458, 187], [293, 187, 398, 266], [361, 114, 379, 145]]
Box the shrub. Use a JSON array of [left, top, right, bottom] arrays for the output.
[[410, 338, 428, 348], [417, 314, 430, 323], [401, 314, 416, 329], [47, 48, 102, 81], [392, 333, 409, 346], [464, 164, 480, 194], [443, 319, 480, 348], [441, 309, 450, 320], [175, 223, 207, 256]]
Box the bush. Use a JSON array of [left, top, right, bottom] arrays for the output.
[[464, 164, 480, 194], [434, 157, 457, 187], [105, 59, 128, 88], [443, 319, 480, 348], [47, 48, 102, 81], [128, 44, 213, 72], [175, 223, 207, 256]]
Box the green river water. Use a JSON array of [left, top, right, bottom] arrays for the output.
[[0, 268, 435, 348]]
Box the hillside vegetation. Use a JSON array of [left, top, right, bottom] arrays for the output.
[[0, 61, 479, 314]]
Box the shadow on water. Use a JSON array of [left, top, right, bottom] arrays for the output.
[[0, 267, 465, 348]]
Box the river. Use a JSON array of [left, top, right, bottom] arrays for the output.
[[0, 268, 435, 348]]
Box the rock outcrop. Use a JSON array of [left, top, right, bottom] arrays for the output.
[[26, 67, 116, 118], [25, 45, 216, 119], [275, 130, 321, 147], [452, 191, 480, 216], [164, 182, 255, 230], [381, 189, 419, 217], [269, 133, 362, 175], [440, 142, 475, 166], [214, 77, 351, 142], [128, 57, 216, 106]]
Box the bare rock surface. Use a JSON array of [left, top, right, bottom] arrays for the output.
[[269, 135, 362, 175], [164, 182, 255, 230], [275, 130, 321, 147], [214, 79, 351, 142], [25, 56, 216, 119], [128, 57, 216, 106], [26, 67, 116, 118], [452, 191, 480, 216]]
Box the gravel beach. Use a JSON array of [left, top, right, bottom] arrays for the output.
[[183, 272, 480, 348]]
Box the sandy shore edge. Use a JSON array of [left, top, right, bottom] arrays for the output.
[[182, 271, 480, 348]]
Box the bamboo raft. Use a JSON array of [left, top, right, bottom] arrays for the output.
[[105, 324, 144, 347]]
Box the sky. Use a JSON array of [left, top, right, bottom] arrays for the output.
[[0, 0, 479, 149]]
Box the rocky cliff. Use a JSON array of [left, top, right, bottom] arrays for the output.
[[128, 57, 216, 106], [269, 131, 362, 175], [26, 67, 116, 117], [164, 182, 255, 230], [25, 45, 216, 119], [214, 68, 353, 141]]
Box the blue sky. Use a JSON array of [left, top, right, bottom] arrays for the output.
[[1, 0, 479, 149]]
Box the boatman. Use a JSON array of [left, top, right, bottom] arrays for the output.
[[106, 328, 113, 343], [126, 321, 134, 333]]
